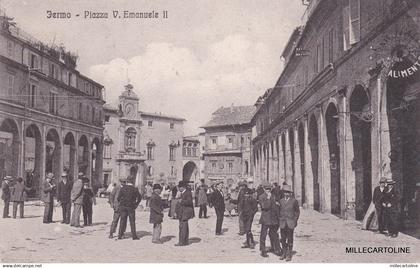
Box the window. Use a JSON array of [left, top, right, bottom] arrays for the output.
[[7, 41, 13, 57], [171, 166, 174, 176], [68, 72, 73, 86], [318, 42, 323, 72], [105, 115, 110, 122], [104, 144, 111, 159], [50, 64, 57, 79], [343, 0, 360, 51], [29, 84, 36, 108], [183, 147, 187, 156], [148, 166, 153, 176], [187, 148, 191, 156], [148, 120, 153, 127], [30, 54, 38, 69], [169, 146, 176, 161], [227, 136, 234, 149], [49, 92, 57, 114], [92, 108, 96, 123], [211, 162, 217, 172], [329, 28, 334, 63], [7, 75, 14, 97], [192, 148, 197, 157], [313, 47, 318, 74], [170, 123, 174, 129], [78, 103, 83, 120], [147, 145, 154, 160], [210, 136, 217, 150], [228, 162, 233, 173]]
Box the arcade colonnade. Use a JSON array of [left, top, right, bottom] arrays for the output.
[[0, 114, 103, 198]]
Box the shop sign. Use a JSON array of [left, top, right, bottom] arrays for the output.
[[388, 60, 420, 79]]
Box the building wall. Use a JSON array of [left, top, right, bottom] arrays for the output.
[[252, 0, 420, 221]]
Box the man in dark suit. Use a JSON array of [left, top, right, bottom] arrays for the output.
[[240, 188, 258, 249], [70, 173, 85, 228], [150, 184, 164, 244], [372, 177, 387, 234], [278, 184, 300, 262], [117, 175, 142, 240], [2, 176, 12, 218], [382, 179, 401, 238], [57, 172, 73, 224], [237, 180, 248, 235], [175, 181, 194, 246], [41, 173, 56, 223], [258, 182, 281, 258], [210, 181, 225, 235], [109, 177, 126, 238]]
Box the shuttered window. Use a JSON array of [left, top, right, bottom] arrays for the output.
[[343, 0, 350, 51], [343, 0, 360, 50]]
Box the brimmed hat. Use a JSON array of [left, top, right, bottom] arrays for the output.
[[126, 175, 135, 183], [82, 177, 90, 183], [178, 181, 187, 188], [153, 184, 162, 190], [3, 176, 12, 181], [379, 177, 387, 183], [282, 184, 293, 193], [61, 172, 68, 177], [386, 179, 396, 185], [78, 172, 84, 179], [46, 172, 54, 179], [119, 177, 127, 182], [261, 181, 271, 189]]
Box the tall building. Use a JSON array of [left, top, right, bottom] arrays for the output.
[[251, 0, 420, 228], [202, 105, 255, 186], [0, 13, 105, 197], [103, 84, 185, 187]]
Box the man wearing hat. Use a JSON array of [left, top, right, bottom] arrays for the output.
[[278, 184, 300, 262], [382, 179, 401, 238], [57, 172, 73, 224], [237, 180, 248, 235], [117, 175, 142, 240], [82, 177, 95, 226], [1, 176, 13, 218], [258, 181, 281, 258], [175, 180, 194, 246], [210, 181, 225, 235], [70, 172, 85, 227], [372, 177, 387, 234], [109, 177, 126, 238], [41, 172, 56, 223], [240, 188, 258, 249], [150, 183, 164, 243]]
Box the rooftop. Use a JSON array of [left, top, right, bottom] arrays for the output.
[[140, 111, 186, 122], [202, 105, 256, 128]]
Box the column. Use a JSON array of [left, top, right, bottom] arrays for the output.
[[278, 134, 285, 183], [284, 130, 293, 186], [294, 125, 303, 204], [19, 120, 25, 178], [96, 138, 104, 187], [303, 117, 314, 209], [40, 125, 46, 186], [273, 139, 279, 183], [318, 106, 330, 213], [86, 137, 92, 182]]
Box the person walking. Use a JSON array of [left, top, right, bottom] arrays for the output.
[[41, 173, 56, 224], [197, 179, 208, 218], [82, 178, 95, 226], [210, 182, 225, 235], [258, 182, 281, 258], [11, 177, 31, 218], [237, 180, 248, 235], [382, 179, 401, 238], [240, 188, 258, 249], [117, 175, 142, 240], [57, 172, 73, 224], [109, 178, 126, 238], [2, 176, 13, 218], [70, 173, 84, 228], [175, 181, 194, 246], [372, 177, 387, 234], [278, 184, 300, 262], [150, 184, 164, 244]]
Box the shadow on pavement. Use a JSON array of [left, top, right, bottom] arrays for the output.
[[126, 231, 152, 239], [161, 235, 176, 243], [90, 222, 108, 226], [222, 228, 229, 233], [188, 237, 201, 244]]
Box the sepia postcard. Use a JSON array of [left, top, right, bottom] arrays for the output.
[[0, 0, 419, 266]]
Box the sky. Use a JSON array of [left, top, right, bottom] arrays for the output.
[[2, 0, 306, 135]]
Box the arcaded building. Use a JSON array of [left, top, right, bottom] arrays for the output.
[[252, 0, 420, 228], [0, 14, 105, 197], [103, 84, 185, 187]]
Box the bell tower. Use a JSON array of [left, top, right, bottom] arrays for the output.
[[118, 84, 139, 119]]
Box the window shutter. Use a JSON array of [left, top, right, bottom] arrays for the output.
[[349, 0, 360, 44], [343, 0, 350, 51]]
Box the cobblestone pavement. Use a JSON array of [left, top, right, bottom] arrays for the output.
[[0, 198, 418, 263]]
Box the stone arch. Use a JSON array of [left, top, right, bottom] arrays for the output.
[[0, 118, 20, 179], [183, 161, 198, 182], [350, 85, 372, 220], [325, 102, 341, 216], [24, 123, 43, 198], [78, 134, 89, 175], [63, 131, 76, 181], [45, 127, 62, 180]]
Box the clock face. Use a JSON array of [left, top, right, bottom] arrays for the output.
[[125, 103, 135, 117]]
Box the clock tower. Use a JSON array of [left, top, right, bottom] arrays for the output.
[[118, 83, 139, 119]]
